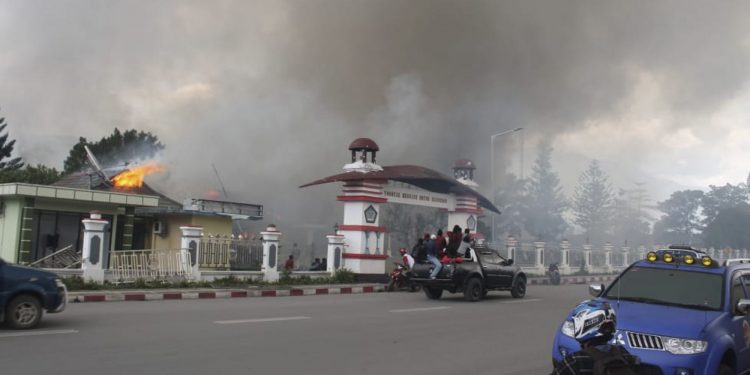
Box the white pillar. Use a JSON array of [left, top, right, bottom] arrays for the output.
[[621, 246, 631, 267], [337, 181, 387, 275], [603, 242, 614, 273], [559, 240, 571, 275], [505, 236, 518, 260], [261, 224, 282, 282], [582, 244, 593, 274], [180, 226, 203, 280], [82, 212, 108, 283], [533, 241, 546, 274], [326, 233, 345, 273], [448, 195, 481, 241]]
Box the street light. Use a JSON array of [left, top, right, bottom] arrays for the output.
[[490, 127, 523, 244]]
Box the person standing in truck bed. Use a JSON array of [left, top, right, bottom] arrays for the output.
[[425, 234, 442, 279]]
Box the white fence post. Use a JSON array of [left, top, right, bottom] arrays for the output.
[[261, 224, 282, 282], [327, 233, 345, 274], [583, 244, 593, 274], [506, 236, 517, 261], [180, 226, 203, 280], [621, 246, 630, 267], [603, 242, 614, 273], [637, 246, 646, 261], [559, 240, 571, 275], [82, 212, 108, 283]]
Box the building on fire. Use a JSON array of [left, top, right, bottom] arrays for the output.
[[0, 167, 262, 265]]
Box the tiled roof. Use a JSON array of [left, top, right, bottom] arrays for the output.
[[300, 164, 500, 214]]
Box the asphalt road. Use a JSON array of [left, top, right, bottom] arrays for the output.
[[0, 284, 591, 375]]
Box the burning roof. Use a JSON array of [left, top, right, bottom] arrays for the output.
[[53, 166, 180, 208]]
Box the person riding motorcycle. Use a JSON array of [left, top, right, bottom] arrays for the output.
[[548, 263, 561, 285], [551, 300, 641, 375], [400, 247, 415, 270]]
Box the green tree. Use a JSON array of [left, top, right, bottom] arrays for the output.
[[63, 128, 164, 173], [572, 160, 614, 243], [0, 164, 62, 185], [0, 114, 23, 172], [703, 203, 750, 249], [612, 183, 654, 245], [522, 142, 567, 241], [701, 183, 749, 227], [653, 189, 704, 245], [493, 173, 527, 240]]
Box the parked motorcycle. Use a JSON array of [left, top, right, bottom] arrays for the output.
[[548, 263, 561, 285], [387, 263, 420, 292]]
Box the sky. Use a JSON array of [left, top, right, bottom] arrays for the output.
[[2, 0, 750, 240]]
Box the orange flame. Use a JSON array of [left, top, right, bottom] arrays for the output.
[[112, 163, 166, 188]]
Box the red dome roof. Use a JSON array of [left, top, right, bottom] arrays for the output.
[[453, 159, 475, 170], [348, 138, 380, 151]]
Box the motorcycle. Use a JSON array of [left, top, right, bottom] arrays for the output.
[[387, 263, 420, 292], [548, 263, 561, 285]]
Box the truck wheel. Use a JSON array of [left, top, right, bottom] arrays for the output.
[[717, 364, 733, 375], [5, 294, 42, 329], [424, 287, 443, 300], [464, 278, 484, 302], [511, 277, 526, 299]]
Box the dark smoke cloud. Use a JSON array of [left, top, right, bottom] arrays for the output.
[[1, 0, 749, 244]]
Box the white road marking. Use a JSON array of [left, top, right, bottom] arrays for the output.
[[214, 316, 311, 325], [0, 329, 78, 338], [501, 298, 542, 304], [389, 306, 451, 313]]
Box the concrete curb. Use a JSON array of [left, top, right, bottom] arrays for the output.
[[69, 285, 383, 303], [67, 276, 617, 304]]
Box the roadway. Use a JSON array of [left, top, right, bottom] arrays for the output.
[[0, 284, 591, 375]]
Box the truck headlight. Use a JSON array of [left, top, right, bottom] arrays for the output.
[[561, 320, 575, 338], [663, 337, 707, 354], [55, 278, 66, 289]]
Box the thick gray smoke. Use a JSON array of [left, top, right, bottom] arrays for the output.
[[2, 1, 750, 246]]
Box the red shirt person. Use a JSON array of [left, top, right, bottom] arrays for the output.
[[284, 255, 295, 271], [435, 229, 447, 257]]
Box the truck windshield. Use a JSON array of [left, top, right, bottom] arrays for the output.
[[604, 266, 723, 311]]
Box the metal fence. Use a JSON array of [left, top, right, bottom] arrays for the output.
[[515, 243, 537, 266], [110, 249, 189, 282], [199, 237, 262, 271]]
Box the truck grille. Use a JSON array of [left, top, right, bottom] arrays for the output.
[[627, 332, 664, 350]]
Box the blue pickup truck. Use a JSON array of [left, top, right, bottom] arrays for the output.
[[553, 248, 750, 375], [0, 258, 67, 329]]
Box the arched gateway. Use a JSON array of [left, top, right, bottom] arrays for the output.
[[300, 138, 500, 277]]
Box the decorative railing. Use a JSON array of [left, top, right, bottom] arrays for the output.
[[110, 249, 189, 282], [199, 237, 262, 271], [29, 245, 81, 269]]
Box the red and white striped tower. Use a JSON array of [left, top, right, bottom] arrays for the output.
[[449, 159, 483, 233], [336, 138, 389, 274]]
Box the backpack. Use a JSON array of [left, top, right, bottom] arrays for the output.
[[583, 346, 638, 375]]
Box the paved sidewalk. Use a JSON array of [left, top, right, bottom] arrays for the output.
[[66, 274, 617, 304]]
